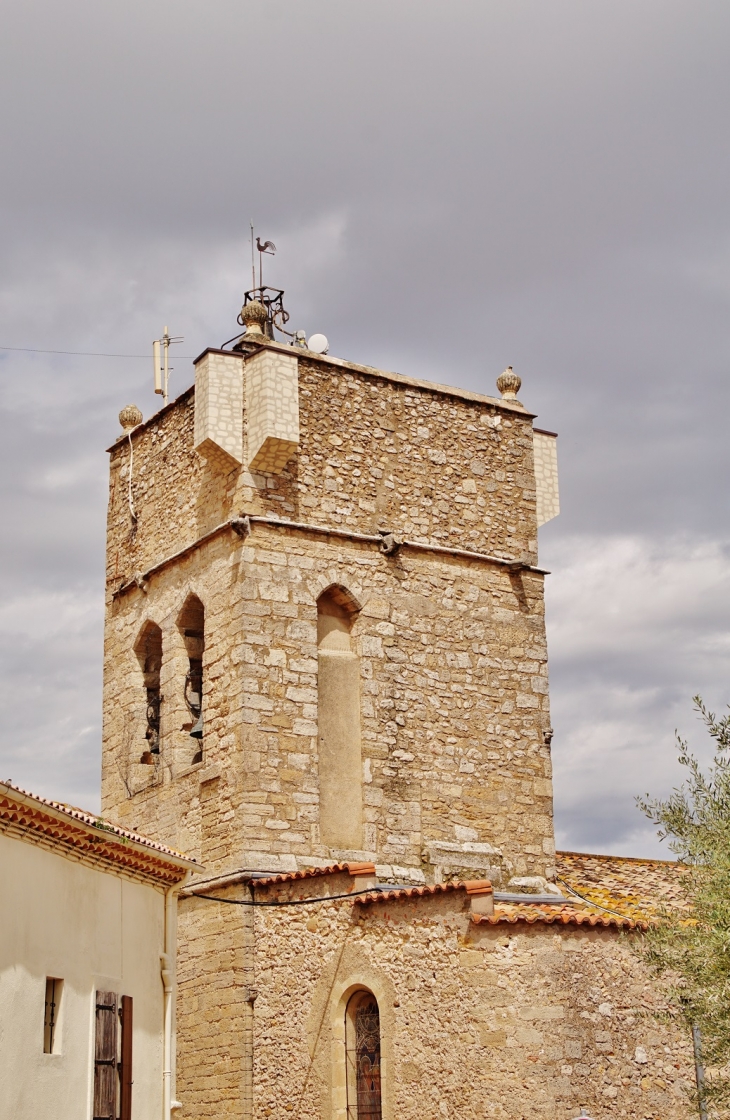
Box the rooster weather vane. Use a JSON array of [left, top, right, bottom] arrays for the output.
[[250, 222, 276, 291], [224, 223, 291, 346]]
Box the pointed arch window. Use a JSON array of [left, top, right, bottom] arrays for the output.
[[345, 991, 382, 1120]]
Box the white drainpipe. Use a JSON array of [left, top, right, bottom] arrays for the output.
[[161, 873, 191, 1120]]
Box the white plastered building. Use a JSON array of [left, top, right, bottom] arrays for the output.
[[0, 781, 199, 1120]]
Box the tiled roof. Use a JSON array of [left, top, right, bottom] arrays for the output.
[[556, 850, 691, 921], [476, 902, 646, 930], [255, 861, 376, 887], [354, 880, 492, 906], [352, 881, 640, 927], [0, 780, 199, 885]]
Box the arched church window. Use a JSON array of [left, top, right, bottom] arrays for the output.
[[345, 990, 382, 1120], [177, 594, 205, 765], [317, 586, 363, 850], [134, 622, 162, 764]]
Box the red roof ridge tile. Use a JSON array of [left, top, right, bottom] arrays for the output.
[[255, 861, 376, 887], [0, 780, 200, 882], [475, 902, 648, 931], [354, 879, 492, 906], [557, 849, 681, 867]]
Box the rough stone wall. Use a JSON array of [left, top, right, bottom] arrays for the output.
[[245, 349, 300, 473], [102, 523, 553, 881], [102, 342, 553, 880], [176, 880, 695, 1120], [105, 346, 540, 592], [533, 431, 559, 527], [176, 886, 250, 1118], [194, 351, 244, 469]]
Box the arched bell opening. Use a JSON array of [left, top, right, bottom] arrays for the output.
[[177, 594, 205, 765], [134, 621, 162, 764]]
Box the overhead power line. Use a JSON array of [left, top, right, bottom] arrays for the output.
[[0, 345, 195, 358]]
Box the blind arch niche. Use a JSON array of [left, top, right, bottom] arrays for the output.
[[317, 585, 363, 851]]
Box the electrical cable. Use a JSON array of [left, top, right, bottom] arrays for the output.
[[190, 886, 382, 908], [219, 332, 246, 350], [556, 876, 639, 921], [0, 346, 195, 358], [126, 433, 137, 529]]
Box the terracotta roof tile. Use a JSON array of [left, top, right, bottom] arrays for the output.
[[255, 861, 376, 887], [474, 902, 646, 930], [0, 780, 199, 883], [556, 850, 690, 921], [354, 879, 492, 906]]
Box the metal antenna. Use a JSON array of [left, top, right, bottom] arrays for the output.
[[250, 220, 256, 293], [163, 325, 170, 404], [153, 326, 184, 406]]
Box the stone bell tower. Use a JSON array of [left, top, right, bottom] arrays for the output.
[[101, 290, 560, 887]]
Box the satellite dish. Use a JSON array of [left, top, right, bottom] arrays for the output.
[[307, 333, 329, 355]]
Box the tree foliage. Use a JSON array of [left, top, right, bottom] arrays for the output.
[[638, 696, 730, 1110]]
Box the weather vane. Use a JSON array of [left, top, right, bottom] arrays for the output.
[[250, 221, 276, 292]]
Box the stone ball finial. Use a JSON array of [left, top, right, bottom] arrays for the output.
[[496, 366, 522, 401], [240, 300, 268, 336], [119, 404, 143, 432]]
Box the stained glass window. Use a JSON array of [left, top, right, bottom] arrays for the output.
[[346, 991, 382, 1120]]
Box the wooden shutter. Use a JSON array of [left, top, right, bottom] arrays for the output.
[[94, 990, 118, 1120], [119, 995, 133, 1120]]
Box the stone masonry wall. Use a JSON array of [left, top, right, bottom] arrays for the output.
[[102, 342, 553, 881], [194, 351, 244, 469], [533, 431, 559, 528], [245, 348, 300, 473], [105, 346, 539, 594], [176, 878, 695, 1120], [102, 524, 553, 881]]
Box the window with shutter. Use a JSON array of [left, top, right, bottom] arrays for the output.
[[119, 995, 133, 1120], [94, 990, 118, 1120]]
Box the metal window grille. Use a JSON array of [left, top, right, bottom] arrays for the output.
[[43, 977, 61, 1054]]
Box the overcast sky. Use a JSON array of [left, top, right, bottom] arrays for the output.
[[1, 0, 729, 857]]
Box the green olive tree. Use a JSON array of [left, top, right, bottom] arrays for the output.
[[638, 697, 730, 1113]]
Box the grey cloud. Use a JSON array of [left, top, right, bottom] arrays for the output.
[[546, 534, 730, 855], [0, 0, 729, 843]]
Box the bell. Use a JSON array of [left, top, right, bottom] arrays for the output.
[[190, 712, 204, 739]]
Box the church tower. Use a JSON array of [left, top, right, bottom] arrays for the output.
[[98, 293, 697, 1120], [101, 290, 560, 890]]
